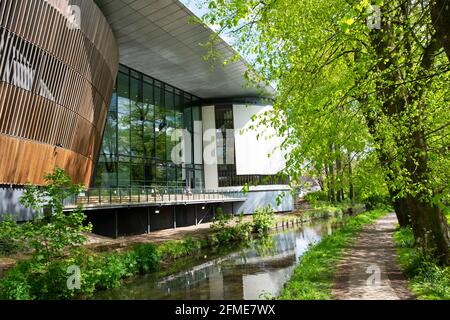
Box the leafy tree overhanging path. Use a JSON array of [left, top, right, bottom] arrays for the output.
[[332, 213, 415, 300]]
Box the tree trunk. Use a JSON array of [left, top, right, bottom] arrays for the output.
[[347, 153, 355, 205], [431, 0, 450, 61], [391, 194, 411, 228], [404, 195, 450, 265], [336, 157, 343, 202], [403, 119, 450, 265], [328, 163, 336, 203]]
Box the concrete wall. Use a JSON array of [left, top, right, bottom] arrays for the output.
[[221, 186, 294, 215], [0, 188, 38, 221]]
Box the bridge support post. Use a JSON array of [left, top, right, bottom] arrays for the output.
[[147, 207, 151, 234], [195, 205, 198, 226], [114, 209, 119, 239], [173, 207, 177, 229]]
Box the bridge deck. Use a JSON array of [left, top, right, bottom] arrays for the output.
[[64, 193, 246, 211]]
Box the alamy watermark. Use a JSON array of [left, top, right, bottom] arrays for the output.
[[66, 5, 81, 30], [170, 126, 237, 165], [67, 265, 81, 290], [367, 5, 381, 30], [366, 264, 381, 287]]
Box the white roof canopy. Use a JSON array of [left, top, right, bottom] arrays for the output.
[[95, 0, 273, 99]]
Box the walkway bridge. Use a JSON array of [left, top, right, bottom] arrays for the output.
[[63, 187, 247, 212]]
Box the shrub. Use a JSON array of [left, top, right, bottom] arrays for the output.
[[0, 168, 92, 260], [0, 216, 24, 256], [211, 212, 236, 243], [394, 227, 450, 300], [0, 258, 78, 300], [133, 243, 159, 273], [27, 259, 75, 300], [361, 194, 390, 210], [253, 206, 275, 235], [0, 261, 34, 300], [304, 191, 328, 203], [233, 215, 254, 240], [0, 242, 162, 300]]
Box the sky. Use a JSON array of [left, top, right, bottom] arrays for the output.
[[179, 0, 240, 53]]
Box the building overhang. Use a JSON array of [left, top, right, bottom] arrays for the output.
[[94, 0, 274, 99]]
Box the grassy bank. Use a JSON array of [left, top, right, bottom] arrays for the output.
[[278, 208, 390, 300], [0, 208, 276, 300], [0, 232, 236, 300], [394, 216, 450, 300]]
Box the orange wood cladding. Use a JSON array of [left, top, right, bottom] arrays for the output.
[[0, 0, 119, 187], [0, 134, 91, 186]]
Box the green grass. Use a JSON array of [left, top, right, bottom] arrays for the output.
[[278, 208, 390, 300], [394, 227, 450, 300]]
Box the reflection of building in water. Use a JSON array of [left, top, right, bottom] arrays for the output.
[[91, 221, 343, 300], [150, 225, 323, 300], [243, 267, 295, 300]]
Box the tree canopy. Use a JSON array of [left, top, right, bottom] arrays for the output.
[[200, 0, 450, 264]]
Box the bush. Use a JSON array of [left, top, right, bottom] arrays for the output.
[[0, 168, 92, 259], [361, 194, 390, 210], [0, 262, 34, 300], [233, 215, 254, 240], [133, 243, 159, 273], [211, 212, 236, 244], [304, 191, 328, 203], [0, 216, 24, 256], [0, 242, 162, 300], [210, 212, 255, 245], [252, 206, 275, 235], [394, 227, 450, 300]]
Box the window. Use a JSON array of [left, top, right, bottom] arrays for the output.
[[93, 65, 204, 189]]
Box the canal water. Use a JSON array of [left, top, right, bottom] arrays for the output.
[[93, 218, 343, 300]]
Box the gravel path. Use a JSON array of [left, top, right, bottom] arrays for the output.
[[332, 213, 415, 300]]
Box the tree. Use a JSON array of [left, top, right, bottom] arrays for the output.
[[200, 0, 450, 264], [15, 168, 91, 260]]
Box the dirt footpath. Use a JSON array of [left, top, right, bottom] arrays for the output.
[[332, 213, 415, 300]]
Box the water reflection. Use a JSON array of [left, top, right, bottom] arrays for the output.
[[93, 218, 343, 300]]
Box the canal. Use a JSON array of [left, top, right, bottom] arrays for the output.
[[93, 217, 344, 300]]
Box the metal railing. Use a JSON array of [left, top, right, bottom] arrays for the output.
[[64, 187, 247, 208]]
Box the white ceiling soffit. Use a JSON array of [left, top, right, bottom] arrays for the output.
[[94, 0, 274, 99]]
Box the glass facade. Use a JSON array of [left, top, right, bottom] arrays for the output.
[[93, 65, 204, 189]]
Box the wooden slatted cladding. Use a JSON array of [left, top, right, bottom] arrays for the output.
[[0, 134, 91, 186], [0, 0, 118, 186]]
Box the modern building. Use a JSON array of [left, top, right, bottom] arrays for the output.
[[0, 0, 293, 237]]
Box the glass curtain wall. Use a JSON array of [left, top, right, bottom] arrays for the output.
[[93, 65, 204, 189]]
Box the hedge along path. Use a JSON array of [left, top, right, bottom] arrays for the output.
[[332, 213, 415, 300]]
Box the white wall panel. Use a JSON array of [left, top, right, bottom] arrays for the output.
[[233, 104, 285, 175], [202, 105, 218, 189]]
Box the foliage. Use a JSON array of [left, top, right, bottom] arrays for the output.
[[157, 236, 206, 260], [252, 205, 275, 235], [353, 155, 390, 208], [253, 235, 276, 257], [394, 227, 450, 300], [304, 191, 329, 204], [279, 209, 389, 300], [0, 216, 24, 256], [0, 168, 92, 260], [0, 243, 160, 300], [210, 212, 253, 245], [200, 0, 450, 263]]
